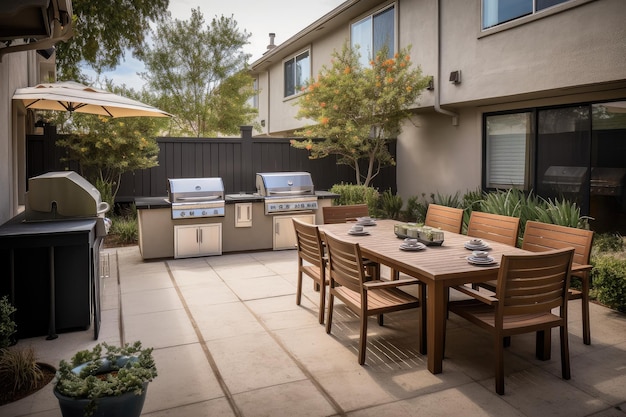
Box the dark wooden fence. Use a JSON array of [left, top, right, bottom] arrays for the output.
[[27, 126, 396, 201]]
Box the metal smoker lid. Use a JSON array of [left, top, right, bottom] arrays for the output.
[[167, 177, 225, 202], [256, 172, 314, 195]]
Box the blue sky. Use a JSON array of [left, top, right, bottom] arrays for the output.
[[91, 0, 345, 88]]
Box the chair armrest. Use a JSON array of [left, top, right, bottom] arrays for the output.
[[452, 284, 498, 305], [571, 264, 592, 276], [364, 278, 420, 290]]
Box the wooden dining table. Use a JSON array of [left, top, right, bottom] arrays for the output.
[[318, 219, 529, 374]]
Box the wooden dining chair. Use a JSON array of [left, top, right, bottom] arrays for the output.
[[324, 231, 421, 365], [448, 248, 575, 395], [293, 218, 328, 324], [466, 211, 520, 247], [522, 220, 594, 344], [323, 204, 370, 224], [424, 204, 464, 233], [322, 203, 379, 279]]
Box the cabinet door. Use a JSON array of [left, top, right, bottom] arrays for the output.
[[273, 214, 315, 250], [198, 224, 222, 256], [174, 225, 200, 258]]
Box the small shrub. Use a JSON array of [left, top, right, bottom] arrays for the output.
[[0, 347, 44, 392], [379, 189, 403, 220], [0, 296, 16, 349], [431, 191, 462, 208], [591, 255, 626, 312], [592, 233, 624, 254], [109, 216, 138, 244], [329, 183, 380, 213], [404, 195, 427, 223]]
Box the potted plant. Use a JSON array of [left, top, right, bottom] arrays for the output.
[[53, 341, 157, 417]]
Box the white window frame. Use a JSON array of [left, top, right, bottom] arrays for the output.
[[283, 49, 310, 99], [350, 3, 396, 67]]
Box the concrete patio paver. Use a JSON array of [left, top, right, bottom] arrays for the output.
[[2, 245, 625, 417]]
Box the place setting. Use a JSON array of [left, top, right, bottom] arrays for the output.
[[466, 250, 497, 266], [356, 216, 377, 226], [348, 224, 370, 236], [399, 238, 426, 251], [464, 238, 491, 251]]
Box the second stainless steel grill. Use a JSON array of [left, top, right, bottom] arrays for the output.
[[167, 177, 225, 219], [255, 172, 318, 214]]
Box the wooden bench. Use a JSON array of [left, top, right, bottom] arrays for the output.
[[323, 204, 369, 224]]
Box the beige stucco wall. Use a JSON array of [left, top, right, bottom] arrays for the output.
[[439, 0, 626, 106], [397, 107, 482, 201], [0, 52, 30, 225]]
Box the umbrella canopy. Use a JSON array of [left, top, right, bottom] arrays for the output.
[[13, 81, 171, 118]]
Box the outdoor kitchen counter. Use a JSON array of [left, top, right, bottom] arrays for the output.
[[135, 192, 338, 259]]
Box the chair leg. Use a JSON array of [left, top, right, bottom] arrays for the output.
[[560, 324, 571, 380], [419, 284, 427, 354], [495, 335, 505, 395], [318, 281, 325, 325], [359, 314, 368, 365], [325, 293, 334, 334], [296, 271, 303, 305], [581, 274, 591, 345]]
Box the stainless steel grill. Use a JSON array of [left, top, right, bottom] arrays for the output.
[[25, 171, 110, 236], [167, 177, 225, 219], [542, 166, 588, 193], [590, 167, 625, 196], [256, 172, 318, 214]]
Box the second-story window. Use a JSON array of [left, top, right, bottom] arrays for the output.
[[284, 50, 310, 98], [351, 5, 395, 67], [482, 0, 571, 29]]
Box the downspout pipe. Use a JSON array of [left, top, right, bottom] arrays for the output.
[[434, 0, 459, 126]]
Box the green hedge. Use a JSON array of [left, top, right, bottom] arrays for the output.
[[591, 255, 626, 312]]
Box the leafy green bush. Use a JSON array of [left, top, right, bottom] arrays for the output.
[[109, 216, 138, 244], [404, 195, 427, 223], [592, 233, 624, 254], [533, 197, 590, 229], [591, 255, 626, 312], [431, 191, 462, 208], [329, 183, 380, 213], [379, 189, 403, 220], [0, 296, 16, 349]]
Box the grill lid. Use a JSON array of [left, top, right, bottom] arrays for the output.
[[256, 172, 314, 197], [168, 178, 225, 203], [25, 171, 110, 221]]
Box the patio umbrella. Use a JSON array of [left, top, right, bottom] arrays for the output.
[[12, 81, 171, 118]]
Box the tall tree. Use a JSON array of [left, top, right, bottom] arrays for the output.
[[137, 8, 257, 137], [292, 43, 429, 186], [55, 0, 169, 81]]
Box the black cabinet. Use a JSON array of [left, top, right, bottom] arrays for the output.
[[0, 213, 101, 339]]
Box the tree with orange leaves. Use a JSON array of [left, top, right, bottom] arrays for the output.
[[292, 42, 429, 186]]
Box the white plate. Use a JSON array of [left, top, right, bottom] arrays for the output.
[[348, 231, 370, 236], [400, 243, 426, 251], [357, 221, 377, 226], [464, 243, 491, 250], [467, 256, 496, 265]]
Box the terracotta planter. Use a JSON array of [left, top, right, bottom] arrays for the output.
[[54, 381, 148, 417]]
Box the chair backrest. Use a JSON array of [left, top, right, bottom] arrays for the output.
[[324, 231, 366, 293], [496, 248, 574, 317], [467, 211, 520, 246], [323, 204, 369, 224], [424, 204, 464, 233], [522, 221, 594, 267], [292, 218, 325, 267]]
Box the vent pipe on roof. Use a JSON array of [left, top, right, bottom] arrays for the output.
[[434, 0, 459, 126], [267, 33, 276, 50]]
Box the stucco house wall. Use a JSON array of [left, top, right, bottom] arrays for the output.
[[251, 0, 626, 204]]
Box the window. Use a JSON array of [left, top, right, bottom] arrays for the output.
[[485, 112, 533, 189], [351, 5, 395, 67], [484, 101, 626, 233], [482, 0, 570, 29], [284, 50, 310, 98]]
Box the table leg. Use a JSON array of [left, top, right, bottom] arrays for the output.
[[427, 281, 446, 374]]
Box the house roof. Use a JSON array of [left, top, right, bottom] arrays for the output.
[[250, 0, 387, 73]]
